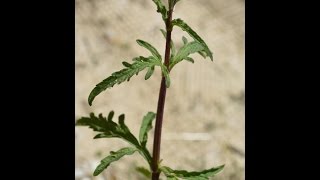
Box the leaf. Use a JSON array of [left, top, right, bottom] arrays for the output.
[[160, 29, 176, 56], [145, 66, 155, 80], [76, 111, 153, 167], [76, 113, 112, 132], [182, 37, 202, 63], [135, 166, 152, 179], [169, 41, 204, 70], [139, 112, 156, 147], [136, 39, 162, 61], [172, 18, 213, 61], [93, 147, 137, 176], [76, 112, 139, 146], [88, 56, 162, 106], [160, 165, 225, 180], [152, 0, 168, 22]]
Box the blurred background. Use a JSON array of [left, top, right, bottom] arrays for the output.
[[76, 0, 244, 179]]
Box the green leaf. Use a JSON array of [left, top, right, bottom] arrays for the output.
[[145, 66, 155, 80], [135, 166, 152, 179], [136, 39, 162, 61], [139, 112, 156, 147], [172, 18, 213, 61], [76, 113, 112, 132], [169, 41, 204, 70], [160, 165, 225, 180], [183, 42, 207, 59], [76, 111, 153, 167], [88, 56, 162, 106], [152, 0, 168, 22], [93, 147, 137, 176], [76, 112, 139, 145], [160, 29, 176, 56]]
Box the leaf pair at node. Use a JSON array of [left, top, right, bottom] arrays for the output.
[[76, 111, 225, 179], [88, 39, 170, 106], [76, 111, 156, 176]]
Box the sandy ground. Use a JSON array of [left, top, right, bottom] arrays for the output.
[[76, 0, 244, 179]]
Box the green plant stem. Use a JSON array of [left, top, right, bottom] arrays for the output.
[[151, 1, 173, 180]]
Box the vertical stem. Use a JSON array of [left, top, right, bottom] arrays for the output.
[[151, 1, 173, 180]]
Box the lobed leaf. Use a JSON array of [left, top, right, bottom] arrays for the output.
[[136, 39, 162, 61], [182, 36, 206, 58], [76, 111, 153, 167], [76, 113, 112, 132], [160, 165, 225, 180], [169, 41, 204, 70], [152, 0, 168, 22], [76, 111, 139, 146], [139, 112, 156, 147], [93, 147, 137, 176], [172, 19, 213, 61], [88, 56, 162, 106]]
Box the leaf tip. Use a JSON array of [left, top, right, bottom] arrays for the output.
[[213, 164, 225, 174], [136, 39, 142, 44], [88, 88, 98, 106], [122, 61, 131, 67], [88, 97, 93, 106], [93, 170, 100, 176], [119, 114, 125, 121], [209, 54, 213, 61], [108, 111, 115, 121]]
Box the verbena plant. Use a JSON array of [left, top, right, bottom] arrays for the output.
[[76, 0, 224, 179]]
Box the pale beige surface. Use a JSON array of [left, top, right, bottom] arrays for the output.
[[76, 0, 244, 179]]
